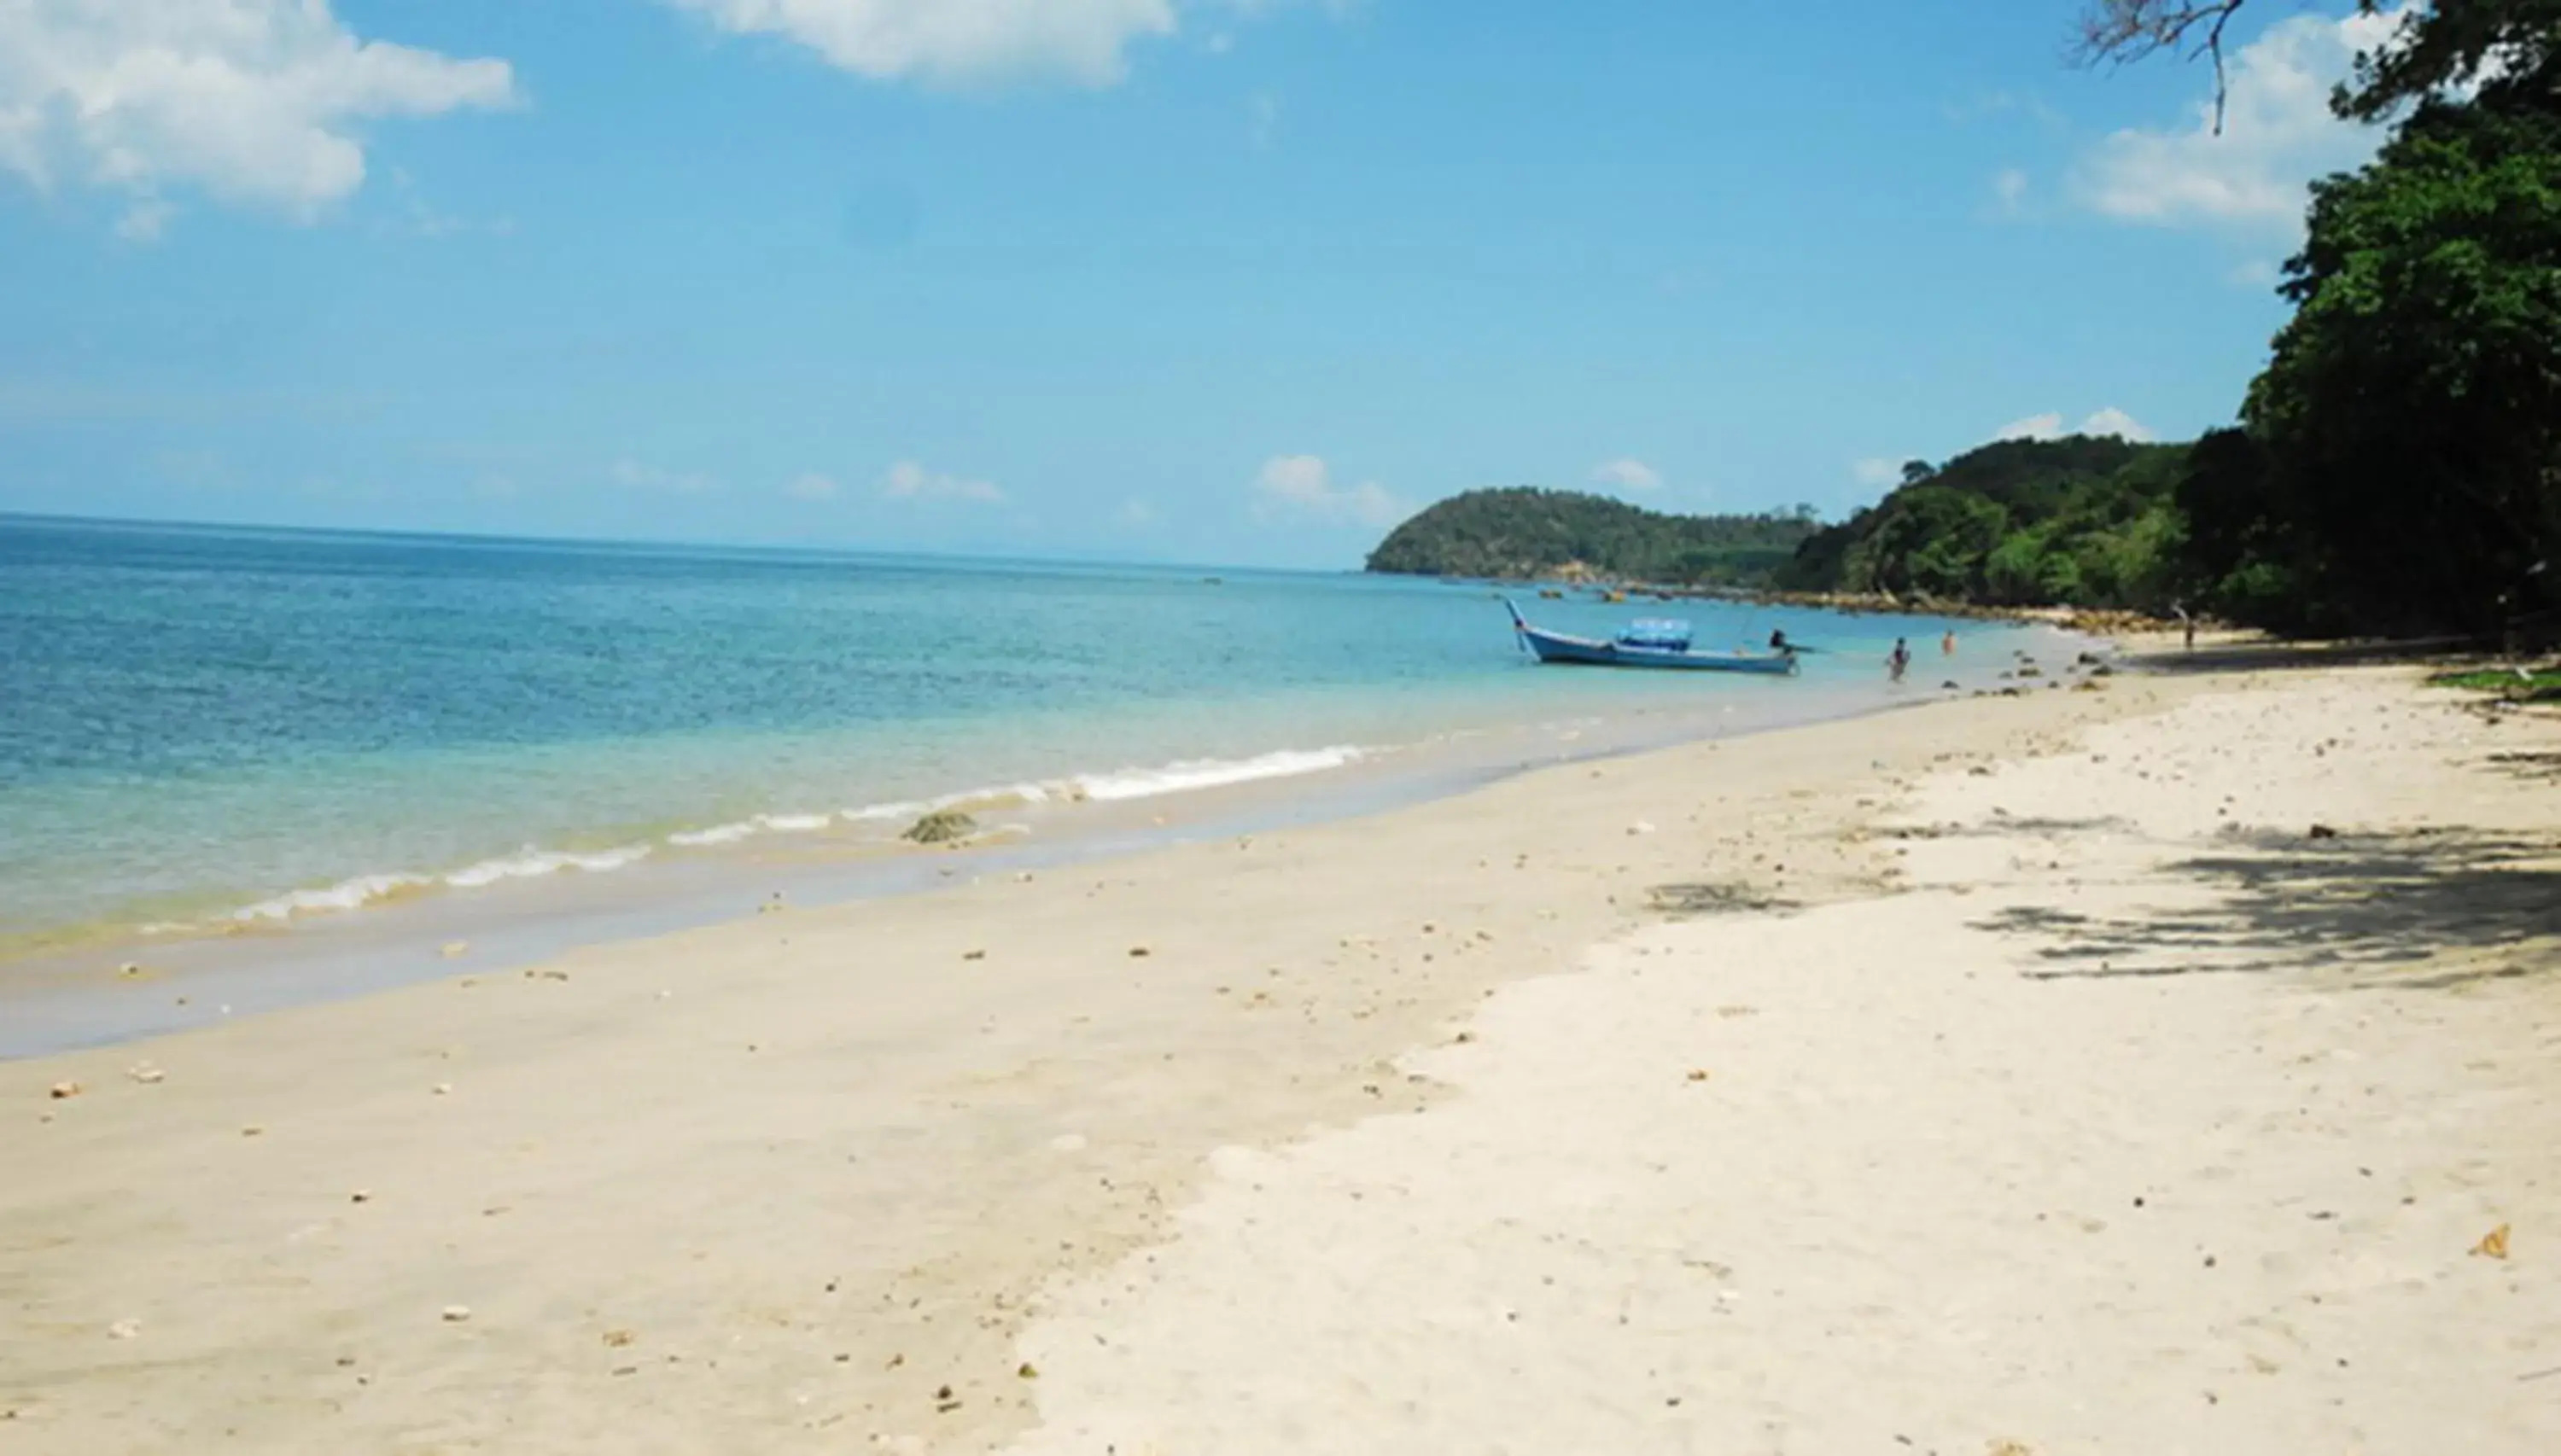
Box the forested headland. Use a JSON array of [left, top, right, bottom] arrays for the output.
[[1363, 488, 1819, 585]]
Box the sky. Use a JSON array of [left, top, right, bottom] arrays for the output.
[[0, 1, 2412, 568]]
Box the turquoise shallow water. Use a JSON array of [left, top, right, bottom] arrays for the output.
[[0, 515, 2029, 951]]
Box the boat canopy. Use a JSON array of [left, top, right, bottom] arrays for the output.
[[1615, 618, 1694, 651]]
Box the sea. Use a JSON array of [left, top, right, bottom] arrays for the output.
[[0, 514, 2079, 1053]]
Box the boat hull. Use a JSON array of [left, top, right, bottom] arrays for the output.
[[1516, 625, 1799, 674]]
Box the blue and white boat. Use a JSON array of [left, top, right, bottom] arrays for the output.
[[1504, 599, 1799, 675]]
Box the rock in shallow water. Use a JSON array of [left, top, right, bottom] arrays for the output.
[[901, 809, 977, 845]]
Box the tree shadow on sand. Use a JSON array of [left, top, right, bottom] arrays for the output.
[[1974, 826, 2561, 992]]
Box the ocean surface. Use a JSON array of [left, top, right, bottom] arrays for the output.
[[0, 515, 2054, 970]]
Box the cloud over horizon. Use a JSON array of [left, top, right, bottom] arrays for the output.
[[1588, 458, 1664, 494], [880, 459, 1006, 504], [1995, 407, 2156, 443], [1250, 454, 1403, 529]]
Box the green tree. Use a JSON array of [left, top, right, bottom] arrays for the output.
[[2243, 100, 2561, 632]]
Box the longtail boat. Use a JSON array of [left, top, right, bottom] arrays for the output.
[[1504, 600, 1799, 675]]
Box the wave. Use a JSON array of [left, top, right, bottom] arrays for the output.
[[1071, 745, 1364, 801], [226, 844, 656, 923], [666, 812, 835, 847], [442, 843, 655, 889], [203, 743, 1366, 930], [229, 871, 432, 923]]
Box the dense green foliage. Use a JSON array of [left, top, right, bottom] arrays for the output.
[[1364, 488, 1818, 584], [2191, 97, 2561, 633], [1775, 436, 2191, 610]]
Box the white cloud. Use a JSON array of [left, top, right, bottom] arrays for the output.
[[1250, 454, 1404, 529], [880, 459, 1005, 504], [662, 0, 1179, 87], [112, 195, 174, 242], [1248, 91, 1278, 149], [1993, 408, 2156, 443], [787, 472, 840, 500], [610, 459, 718, 493], [1991, 166, 2029, 213], [0, 1, 518, 227], [2070, 5, 2409, 236], [2078, 406, 2156, 442], [1589, 457, 1664, 494], [661, 0, 1353, 88], [1852, 457, 1900, 489], [1995, 412, 2066, 442], [1117, 497, 1160, 527]]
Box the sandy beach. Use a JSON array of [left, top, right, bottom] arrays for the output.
[[6, 658, 2557, 1453]]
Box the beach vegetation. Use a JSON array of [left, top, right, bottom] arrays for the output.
[[2427, 665, 2561, 701]]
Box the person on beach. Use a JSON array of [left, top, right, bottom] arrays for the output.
[[1769, 628, 1793, 655], [2173, 600, 2195, 652], [1887, 637, 1911, 682], [1941, 629, 1956, 656]]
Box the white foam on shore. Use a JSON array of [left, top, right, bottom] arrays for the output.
[[1071, 745, 1364, 801], [230, 871, 433, 923], [667, 812, 835, 847], [225, 845, 657, 923], [442, 844, 655, 890], [206, 744, 1367, 931]]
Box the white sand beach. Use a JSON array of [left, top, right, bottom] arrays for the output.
[[6, 661, 2557, 1453]]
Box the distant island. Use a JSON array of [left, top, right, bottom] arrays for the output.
[[1367, 435, 2191, 615], [1364, 488, 1818, 586]]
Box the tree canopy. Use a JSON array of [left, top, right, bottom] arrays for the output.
[[2199, 97, 2561, 632], [1774, 435, 2191, 611]]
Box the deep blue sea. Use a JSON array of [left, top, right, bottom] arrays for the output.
[[0, 515, 2040, 957]]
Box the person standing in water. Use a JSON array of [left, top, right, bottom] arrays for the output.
[[1941, 629, 1957, 656], [1887, 637, 1911, 682]]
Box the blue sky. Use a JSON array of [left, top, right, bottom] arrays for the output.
[[0, 2, 2406, 567]]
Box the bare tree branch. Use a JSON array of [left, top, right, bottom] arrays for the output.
[[2071, 1, 2254, 133]]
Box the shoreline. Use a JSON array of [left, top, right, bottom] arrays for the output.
[[8, 657, 2552, 1452], [0, 623, 2088, 1060]]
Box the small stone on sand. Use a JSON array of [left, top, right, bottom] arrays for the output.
[[47, 1080, 80, 1100], [440, 941, 470, 958], [108, 1319, 140, 1341], [441, 1305, 471, 1323], [125, 1063, 164, 1085]]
